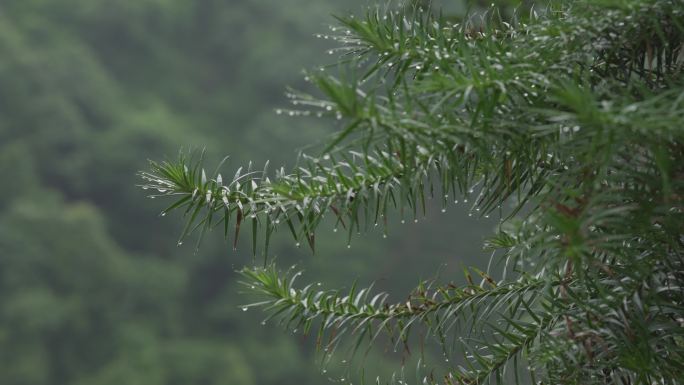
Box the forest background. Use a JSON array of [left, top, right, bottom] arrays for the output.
[[0, 1, 514, 384]]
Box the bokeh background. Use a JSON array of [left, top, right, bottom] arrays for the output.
[[0, 1, 512, 384]]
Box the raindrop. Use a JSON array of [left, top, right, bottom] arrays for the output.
[[241, 307, 248, 312], [441, 208, 447, 213], [295, 242, 301, 248], [347, 244, 351, 249], [177, 241, 183, 246], [333, 228, 338, 232]]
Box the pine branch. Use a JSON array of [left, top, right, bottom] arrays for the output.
[[139, 0, 684, 383]]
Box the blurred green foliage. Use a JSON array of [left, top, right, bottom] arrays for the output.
[[0, 1, 500, 384]]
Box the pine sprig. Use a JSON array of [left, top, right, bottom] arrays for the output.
[[140, 0, 684, 383]]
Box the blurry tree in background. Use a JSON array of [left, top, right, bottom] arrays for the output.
[[0, 1, 508, 384], [142, 0, 684, 384]]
